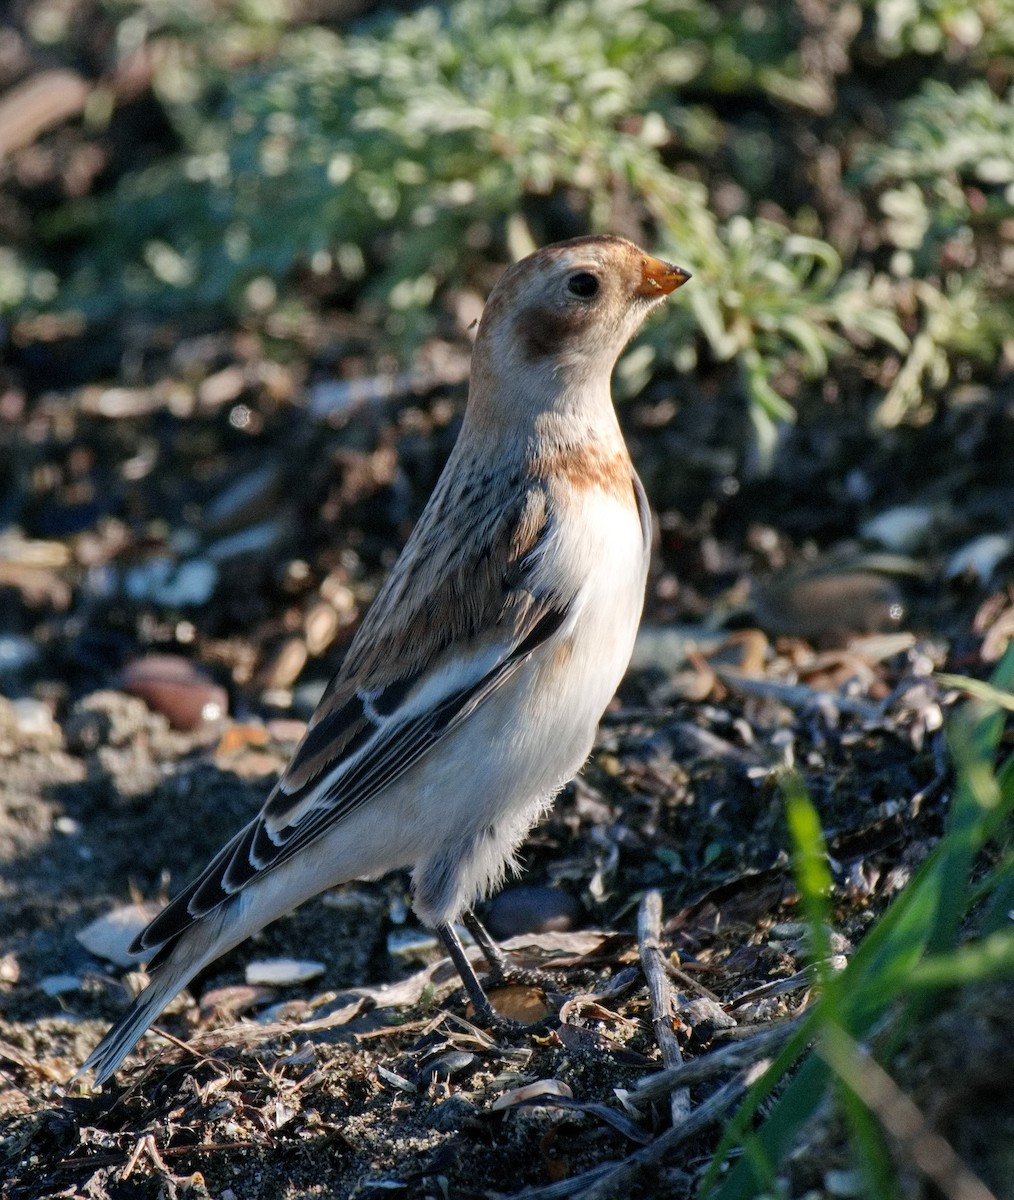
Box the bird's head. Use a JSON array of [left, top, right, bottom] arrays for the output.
[[468, 235, 690, 429]]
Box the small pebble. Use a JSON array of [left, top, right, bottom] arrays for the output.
[[681, 997, 737, 1041], [245, 957, 326, 986], [0, 635, 39, 678], [88, 385, 161, 418], [387, 928, 439, 957], [198, 364, 245, 408], [77, 903, 160, 967], [304, 602, 340, 656], [319, 574, 357, 621], [945, 532, 1012, 581], [121, 654, 228, 731], [38, 974, 81, 997], [123, 556, 218, 606], [426, 1095, 478, 1130], [861, 504, 936, 552], [11, 698, 59, 742], [825, 1168, 865, 1197], [629, 625, 724, 675], [309, 374, 413, 419], [753, 570, 904, 644], [258, 637, 308, 690], [487, 885, 581, 940], [417, 1051, 477, 1083], [321, 887, 384, 912]]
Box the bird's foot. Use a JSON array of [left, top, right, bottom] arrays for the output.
[[480, 961, 567, 996], [469, 966, 567, 1040], [460, 909, 567, 995], [467, 997, 556, 1041]]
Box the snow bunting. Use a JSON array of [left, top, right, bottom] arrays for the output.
[[79, 235, 690, 1085]]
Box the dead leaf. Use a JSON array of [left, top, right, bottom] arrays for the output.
[[473, 985, 552, 1024]]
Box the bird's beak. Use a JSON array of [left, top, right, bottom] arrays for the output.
[[636, 256, 692, 297]]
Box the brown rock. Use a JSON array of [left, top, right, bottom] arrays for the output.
[[122, 654, 228, 731]]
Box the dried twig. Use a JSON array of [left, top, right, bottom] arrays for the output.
[[571, 1073, 750, 1200], [630, 1018, 800, 1106], [663, 960, 723, 1003], [564, 1013, 802, 1197], [509, 1093, 652, 1145], [637, 890, 688, 1125], [118, 1135, 147, 1181], [119, 1134, 173, 1183], [134, 997, 366, 1073], [716, 668, 883, 721], [728, 962, 840, 1009]]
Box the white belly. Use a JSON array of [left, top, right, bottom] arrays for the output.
[[404, 485, 649, 923], [263, 485, 649, 930]]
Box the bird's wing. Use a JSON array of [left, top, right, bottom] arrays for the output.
[[134, 482, 572, 961]]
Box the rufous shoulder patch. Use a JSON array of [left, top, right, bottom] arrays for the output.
[[536, 442, 635, 500]]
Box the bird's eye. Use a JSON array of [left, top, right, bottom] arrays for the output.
[[566, 272, 599, 298]]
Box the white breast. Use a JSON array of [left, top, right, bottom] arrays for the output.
[[532, 484, 649, 750], [314, 479, 650, 928]]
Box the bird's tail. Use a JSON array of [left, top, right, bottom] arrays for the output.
[[74, 965, 191, 1087], [75, 867, 320, 1087]]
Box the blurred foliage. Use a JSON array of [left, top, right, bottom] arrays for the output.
[[856, 78, 1014, 422], [867, 0, 1014, 60], [858, 80, 1014, 257], [8, 0, 1014, 445]]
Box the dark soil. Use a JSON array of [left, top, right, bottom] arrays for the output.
[[2, 339, 1012, 1197]]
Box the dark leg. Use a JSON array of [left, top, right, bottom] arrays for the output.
[[461, 910, 511, 984], [436, 922, 495, 1024], [462, 908, 567, 996], [438, 922, 540, 1036]]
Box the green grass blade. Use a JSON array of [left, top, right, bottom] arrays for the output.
[[906, 929, 1014, 989]]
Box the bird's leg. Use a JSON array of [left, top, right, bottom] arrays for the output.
[[436, 922, 497, 1025], [439, 916, 566, 1036], [438, 921, 540, 1037], [461, 910, 512, 986], [462, 909, 567, 995]]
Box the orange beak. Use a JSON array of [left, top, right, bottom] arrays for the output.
[[636, 255, 692, 297]]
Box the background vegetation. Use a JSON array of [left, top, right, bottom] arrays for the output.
[[6, 0, 1014, 451]]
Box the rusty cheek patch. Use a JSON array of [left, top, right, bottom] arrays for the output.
[[515, 304, 593, 361]]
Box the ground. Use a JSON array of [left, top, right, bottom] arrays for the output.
[[2, 355, 1012, 1197]]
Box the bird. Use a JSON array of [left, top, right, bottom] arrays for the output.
[[78, 234, 690, 1086]]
